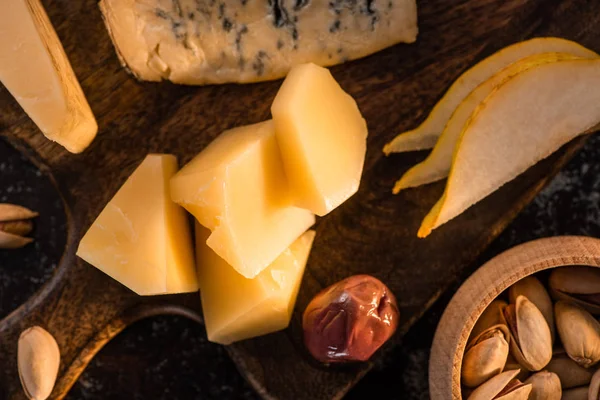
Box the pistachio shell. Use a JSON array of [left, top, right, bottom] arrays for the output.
[[509, 276, 555, 343], [545, 349, 593, 389], [0, 230, 33, 249], [550, 267, 600, 315], [590, 369, 600, 400], [524, 371, 561, 400], [0, 203, 38, 222], [18, 326, 60, 400], [505, 296, 552, 371], [470, 300, 509, 341], [496, 385, 533, 400], [555, 301, 600, 368], [503, 352, 531, 382], [468, 370, 531, 400], [561, 386, 589, 400], [462, 325, 510, 387]]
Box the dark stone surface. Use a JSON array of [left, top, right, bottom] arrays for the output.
[[2, 130, 600, 399]]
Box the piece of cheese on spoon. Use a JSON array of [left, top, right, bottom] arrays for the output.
[[0, 0, 97, 153], [99, 0, 417, 85]]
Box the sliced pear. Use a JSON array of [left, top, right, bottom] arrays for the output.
[[419, 59, 600, 237], [383, 37, 598, 154], [392, 52, 587, 194]]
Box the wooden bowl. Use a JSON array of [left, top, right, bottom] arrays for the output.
[[429, 235, 600, 399]]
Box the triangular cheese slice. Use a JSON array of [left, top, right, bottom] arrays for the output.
[[77, 155, 197, 295]]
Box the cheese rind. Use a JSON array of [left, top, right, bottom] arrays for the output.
[[0, 0, 97, 153], [171, 121, 315, 278], [99, 0, 418, 85], [271, 63, 368, 215], [77, 155, 197, 295], [196, 224, 315, 345]]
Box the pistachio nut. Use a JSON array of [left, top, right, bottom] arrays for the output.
[[504, 295, 552, 371], [545, 348, 593, 389], [549, 267, 600, 315], [508, 276, 555, 343], [561, 386, 589, 400], [590, 368, 600, 400], [470, 300, 509, 342], [555, 301, 600, 368], [18, 326, 60, 400], [467, 369, 532, 400], [0, 203, 38, 249], [523, 371, 561, 400], [462, 324, 510, 388], [503, 353, 530, 382]]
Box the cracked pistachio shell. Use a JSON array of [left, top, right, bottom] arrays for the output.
[[0, 204, 37, 249], [545, 348, 593, 389], [549, 267, 600, 315], [505, 296, 552, 371], [555, 301, 600, 368], [470, 300, 509, 342], [561, 386, 589, 400], [18, 326, 60, 400], [462, 324, 510, 388], [524, 371, 561, 400], [467, 369, 532, 400], [509, 276, 555, 343]]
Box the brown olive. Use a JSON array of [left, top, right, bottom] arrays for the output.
[[302, 274, 399, 363]]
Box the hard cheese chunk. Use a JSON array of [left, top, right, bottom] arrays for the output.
[[77, 155, 197, 295], [0, 0, 97, 153], [196, 224, 315, 345], [272, 63, 368, 216], [171, 121, 315, 278], [100, 0, 417, 85]]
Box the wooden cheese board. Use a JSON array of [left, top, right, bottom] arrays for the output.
[[1, 0, 600, 399]]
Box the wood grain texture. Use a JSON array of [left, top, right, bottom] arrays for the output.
[[0, 0, 600, 399], [429, 236, 600, 400]]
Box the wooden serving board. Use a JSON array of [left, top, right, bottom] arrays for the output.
[[1, 0, 599, 399]]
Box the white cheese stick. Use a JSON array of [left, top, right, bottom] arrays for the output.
[[0, 0, 97, 153], [100, 0, 418, 85]]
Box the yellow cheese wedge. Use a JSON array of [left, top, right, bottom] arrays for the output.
[[77, 155, 197, 295], [196, 223, 315, 345], [271, 63, 368, 216], [0, 0, 97, 153], [171, 120, 315, 279]]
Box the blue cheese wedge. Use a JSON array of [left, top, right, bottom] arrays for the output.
[[99, 0, 418, 85]]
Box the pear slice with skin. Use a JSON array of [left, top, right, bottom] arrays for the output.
[[393, 52, 591, 194], [419, 59, 600, 238], [383, 37, 598, 154]]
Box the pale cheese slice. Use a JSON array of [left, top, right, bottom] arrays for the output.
[[171, 120, 315, 279], [77, 155, 197, 295], [271, 63, 368, 216], [196, 223, 315, 345], [0, 0, 97, 153]]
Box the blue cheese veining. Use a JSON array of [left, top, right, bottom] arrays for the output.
[[99, 0, 418, 85]]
